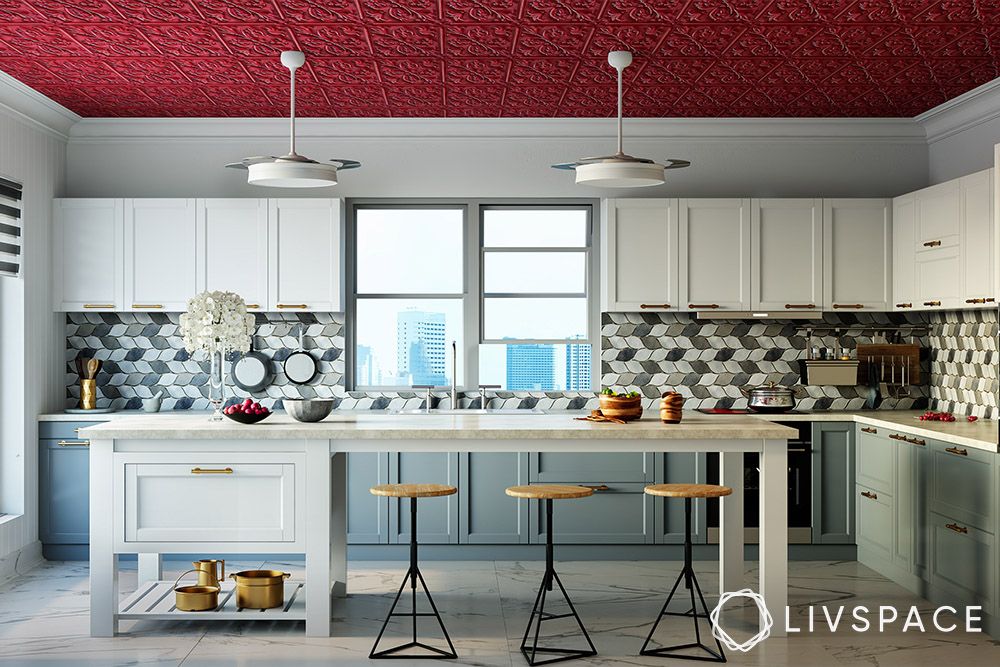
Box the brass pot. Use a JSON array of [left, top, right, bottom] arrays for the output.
[[173, 569, 220, 612], [229, 570, 291, 609]]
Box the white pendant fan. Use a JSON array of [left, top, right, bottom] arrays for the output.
[[553, 51, 690, 187], [226, 51, 360, 188]]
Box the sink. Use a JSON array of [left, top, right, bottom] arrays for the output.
[[392, 408, 546, 415]]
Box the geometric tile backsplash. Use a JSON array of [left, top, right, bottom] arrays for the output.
[[66, 308, 998, 419]]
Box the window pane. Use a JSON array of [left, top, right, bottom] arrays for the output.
[[483, 298, 587, 341], [484, 252, 586, 294], [356, 208, 464, 293], [356, 299, 463, 387], [479, 343, 591, 391], [483, 209, 588, 247]]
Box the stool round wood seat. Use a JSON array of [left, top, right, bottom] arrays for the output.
[[505, 484, 594, 500], [643, 483, 732, 499], [369, 483, 457, 498]]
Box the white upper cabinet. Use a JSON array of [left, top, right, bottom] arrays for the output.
[[822, 199, 891, 312], [679, 198, 751, 311], [891, 194, 916, 311], [915, 179, 961, 252], [912, 179, 961, 310], [53, 199, 124, 311], [750, 199, 822, 312], [960, 169, 995, 307], [124, 199, 199, 312], [196, 199, 268, 310], [268, 199, 342, 312], [601, 198, 678, 311]]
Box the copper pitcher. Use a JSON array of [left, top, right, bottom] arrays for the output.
[[192, 559, 225, 588]]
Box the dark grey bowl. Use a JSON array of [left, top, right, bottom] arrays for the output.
[[283, 398, 334, 423]]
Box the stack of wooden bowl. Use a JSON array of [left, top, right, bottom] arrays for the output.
[[598, 393, 643, 421], [659, 391, 684, 423]]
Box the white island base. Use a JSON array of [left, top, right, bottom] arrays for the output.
[[83, 413, 794, 639]]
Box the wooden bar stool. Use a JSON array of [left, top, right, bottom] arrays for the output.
[[505, 485, 598, 666], [368, 483, 458, 660], [641, 484, 732, 663]]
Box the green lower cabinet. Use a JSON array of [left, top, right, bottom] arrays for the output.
[[530, 482, 655, 544], [654, 452, 706, 544], [346, 452, 389, 544], [388, 452, 460, 544], [812, 423, 855, 544], [927, 510, 995, 613], [459, 452, 528, 544], [856, 484, 894, 563]]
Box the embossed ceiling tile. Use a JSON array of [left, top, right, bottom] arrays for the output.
[[214, 24, 296, 57], [447, 84, 505, 107], [676, 0, 744, 22], [825, 62, 874, 85], [698, 60, 750, 85], [188, 0, 284, 22], [789, 57, 849, 83], [240, 57, 320, 84], [292, 24, 372, 57], [308, 58, 380, 85], [139, 84, 215, 103], [561, 83, 617, 110], [367, 24, 442, 56], [176, 58, 254, 84], [757, 24, 822, 55], [762, 84, 812, 104], [514, 24, 593, 57], [864, 28, 921, 56], [503, 84, 565, 107], [934, 30, 990, 58], [378, 58, 443, 85], [585, 25, 667, 57], [446, 105, 501, 117], [442, 0, 521, 23], [106, 0, 206, 22], [383, 84, 444, 107], [106, 59, 190, 85], [141, 24, 231, 57], [64, 25, 162, 57], [734, 88, 783, 116], [443, 24, 517, 57], [908, 24, 980, 55], [757, 60, 811, 84], [834, 0, 901, 22], [272, 0, 362, 22], [601, 0, 686, 23], [0, 58, 65, 85], [444, 58, 509, 84], [28, 0, 122, 21], [673, 25, 747, 56], [0, 26, 91, 57], [323, 85, 386, 106], [508, 58, 577, 85], [835, 24, 900, 55], [640, 57, 716, 82], [339, 105, 392, 117], [706, 85, 751, 105], [626, 85, 685, 107], [794, 28, 851, 57], [360, 0, 439, 22], [570, 61, 615, 84], [631, 61, 684, 84], [0, 1, 44, 21], [26, 83, 97, 106], [202, 83, 269, 108], [727, 28, 785, 57], [656, 28, 715, 57], [929, 58, 998, 87], [522, 0, 604, 22], [910, 1, 984, 22], [756, 0, 822, 22]]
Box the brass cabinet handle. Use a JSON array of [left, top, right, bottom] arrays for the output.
[[923, 301, 942, 307], [861, 427, 878, 434], [923, 240, 942, 247], [689, 303, 720, 309], [861, 490, 878, 500], [832, 303, 863, 309], [132, 304, 163, 309], [276, 303, 308, 309], [945, 447, 968, 457], [639, 303, 671, 309], [191, 467, 234, 474], [580, 484, 610, 492], [57, 440, 89, 447], [245, 303, 260, 309], [895, 302, 912, 308], [784, 304, 816, 309], [945, 522, 968, 534], [84, 303, 115, 309], [965, 298, 996, 304]]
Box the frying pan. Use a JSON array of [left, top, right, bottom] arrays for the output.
[[283, 325, 317, 385], [232, 336, 272, 394]]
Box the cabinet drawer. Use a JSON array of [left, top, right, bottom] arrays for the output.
[[39, 421, 104, 440], [928, 442, 996, 533], [856, 429, 894, 495], [928, 511, 995, 611], [121, 458, 301, 543], [531, 482, 654, 544], [531, 452, 651, 483], [856, 484, 893, 562]]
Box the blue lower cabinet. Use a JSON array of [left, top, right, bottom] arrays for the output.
[[459, 452, 528, 544], [812, 423, 855, 544], [346, 452, 389, 544], [530, 482, 655, 544], [39, 425, 96, 553], [388, 452, 460, 544], [654, 452, 706, 544]]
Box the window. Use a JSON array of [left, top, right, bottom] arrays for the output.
[[0, 177, 22, 277], [349, 201, 596, 391]]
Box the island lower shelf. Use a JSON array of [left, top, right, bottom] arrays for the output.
[[119, 580, 306, 622]]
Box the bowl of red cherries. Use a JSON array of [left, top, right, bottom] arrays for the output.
[[223, 398, 271, 424]]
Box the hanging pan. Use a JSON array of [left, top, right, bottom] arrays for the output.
[[283, 325, 317, 385], [232, 336, 272, 394]]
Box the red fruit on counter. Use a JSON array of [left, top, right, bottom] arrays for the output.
[[968, 415, 978, 422]]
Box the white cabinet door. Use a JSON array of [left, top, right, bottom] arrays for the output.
[[125, 199, 198, 312], [53, 199, 124, 311], [892, 194, 916, 311], [602, 198, 678, 311], [822, 199, 891, 311], [960, 169, 995, 307], [197, 199, 268, 311], [750, 198, 822, 311], [268, 199, 341, 312], [915, 179, 961, 252], [679, 198, 751, 311]]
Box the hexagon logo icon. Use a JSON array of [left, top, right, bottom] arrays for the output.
[[710, 588, 774, 652]]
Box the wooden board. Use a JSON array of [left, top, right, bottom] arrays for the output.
[[118, 580, 305, 621], [856, 344, 921, 385]]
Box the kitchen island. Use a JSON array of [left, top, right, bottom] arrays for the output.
[[82, 413, 796, 638]]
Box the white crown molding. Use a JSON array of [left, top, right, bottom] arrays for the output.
[[916, 77, 1000, 145], [0, 69, 79, 140], [68, 116, 926, 144]]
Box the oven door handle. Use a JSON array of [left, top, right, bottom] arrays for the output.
[[787, 447, 811, 453]]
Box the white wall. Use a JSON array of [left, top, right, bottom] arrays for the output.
[[922, 80, 1000, 185], [65, 118, 929, 199]]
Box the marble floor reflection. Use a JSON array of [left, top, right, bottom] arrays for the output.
[[0, 559, 997, 666]]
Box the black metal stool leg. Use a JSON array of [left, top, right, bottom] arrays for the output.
[[640, 497, 726, 663], [370, 497, 457, 660], [519, 498, 597, 666]]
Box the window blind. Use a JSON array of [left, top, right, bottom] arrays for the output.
[[0, 177, 22, 277]]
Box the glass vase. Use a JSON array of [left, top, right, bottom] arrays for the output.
[[208, 346, 227, 421]]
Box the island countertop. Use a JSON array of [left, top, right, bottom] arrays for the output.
[[80, 411, 797, 441]]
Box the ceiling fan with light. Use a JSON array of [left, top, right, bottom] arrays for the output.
[[226, 50, 360, 188], [553, 51, 690, 188]]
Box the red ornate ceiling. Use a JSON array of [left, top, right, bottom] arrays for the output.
[[0, 1, 996, 118]]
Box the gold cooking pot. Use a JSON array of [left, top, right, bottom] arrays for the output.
[[229, 569, 291, 609], [173, 569, 220, 612]]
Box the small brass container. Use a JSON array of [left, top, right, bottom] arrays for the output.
[[80, 379, 97, 410], [229, 570, 291, 609], [193, 559, 224, 588], [173, 569, 220, 612]]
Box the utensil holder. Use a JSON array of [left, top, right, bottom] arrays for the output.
[[79, 379, 97, 410], [802, 360, 860, 386]]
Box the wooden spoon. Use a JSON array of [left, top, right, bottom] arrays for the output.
[[87, 358, 99, 380]]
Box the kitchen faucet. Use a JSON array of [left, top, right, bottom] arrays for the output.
[[450, 341, 457, 410]]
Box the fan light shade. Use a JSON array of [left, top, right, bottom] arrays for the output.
[[247, 161, 339, 188], [574, 161, 667, 188]]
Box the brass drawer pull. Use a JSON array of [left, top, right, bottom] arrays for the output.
[[945, 447, 968, 457], [923, 240, 942, 247], [861, 490, 878, 500], [580, 484, 610, 492], [245, 303, 260, 309], [784, 304, 816, 309], [966, 298, 987, 304], [689, 303, 720, 309], [832, 303, 863, 309], [132, 303, 163, 309], [906, 437, 925, 446], [895, 302, 912, 308], [945, 522, 968, 534], [191, 467, 234, 474], [639, 303, 671, 309], [861, 427, 878, 434], [57, 440, 89, 447], [84, 303, 115, 309], [923, 300, 941, 307], [276, 303, 308, 309]]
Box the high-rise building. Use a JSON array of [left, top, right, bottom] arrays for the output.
[[397, 310, 447, 386], [565, 341, 591, 390], [506, 344, 555, 390], [356, 344, 376, 386]]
